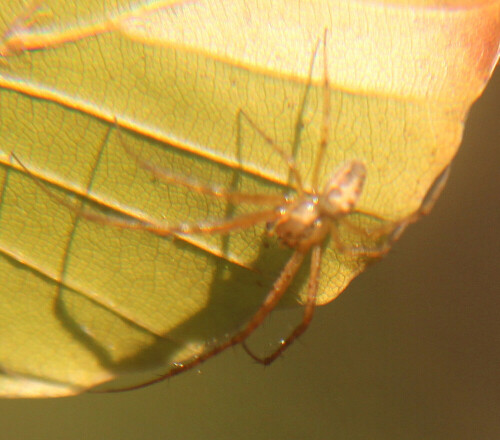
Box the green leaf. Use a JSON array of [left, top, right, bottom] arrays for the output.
[[0, 0, 498, 396]]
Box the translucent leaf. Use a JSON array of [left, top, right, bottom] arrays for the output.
[[0, 0, 498, 396]]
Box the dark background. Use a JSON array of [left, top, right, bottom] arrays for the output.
[[0, 67, 498, 440]]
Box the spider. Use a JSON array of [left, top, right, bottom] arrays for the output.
[[11, 29, 449, 391]]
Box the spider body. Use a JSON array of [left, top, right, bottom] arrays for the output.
[[273, 160, 366, 253]]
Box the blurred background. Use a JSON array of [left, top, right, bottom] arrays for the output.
[[0, 68, 498, 440]]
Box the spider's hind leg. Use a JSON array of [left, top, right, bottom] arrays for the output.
[[339, 164, 452, 258], [242, 245, 322, 365]]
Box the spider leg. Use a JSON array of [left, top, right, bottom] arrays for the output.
[[104, 250, 306, 392], [408, 165, 451, 219], [238, 109, 305, 195], [134, 158, 285, 205], [237, 37, 323, 197], [114, 118, 286, 206], [144, 208, 281, 236], [380, 164, 451, 243], [287, 35, 323, 192], [332, 222, 398, 258], [9, 151, 144, 227], [338, 164, 452, 257], [311, 28, 330, 192], [341, 214, 393, 240], [10, 151, 282, 236], [242, 244, 322, 365]]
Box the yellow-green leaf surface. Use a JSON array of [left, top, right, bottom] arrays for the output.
[[0, 0, 498, 397]]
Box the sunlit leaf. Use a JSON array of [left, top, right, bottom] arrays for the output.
[[0, 0, 498, 396]]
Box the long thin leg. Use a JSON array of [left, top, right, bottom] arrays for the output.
[[338, 164, 452, 257], [103, 250, 306, 392], [237, 37, 323, 196], [408, 165, 451, 218], [330, 223, 395, 258], [10, 152, 282, 237], [311, 28, 330, 192], [238, 109, 305, 195], [242, 244, 322, 365], [115, 119, 286, 206], [381, 164, 451, 243], [288, 36, 322, 190], [129, 156, 285, 205], [145, 208, 281, 236]]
